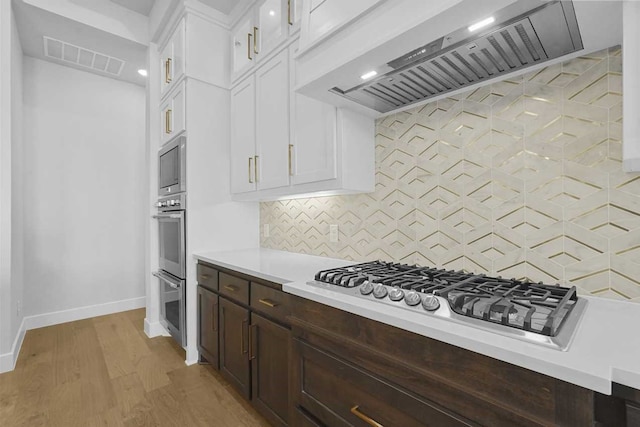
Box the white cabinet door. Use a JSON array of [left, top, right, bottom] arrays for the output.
[[255, 0, 288, 60], [255, 49, 290, 191], [160, 81, 186, 146], [288, 0, 303, 33], [160, 20, 185, 98], [171, 20, 185, 84], [231, 16, 255, 81], [230, 76, 257, 194], [291, 94, 337, 185]]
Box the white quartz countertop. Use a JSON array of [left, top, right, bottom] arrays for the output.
[[193, 248, 640, 395], [193, 248, 355, 285]]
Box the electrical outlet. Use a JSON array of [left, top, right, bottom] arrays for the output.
[[263, 223, 270, 238], [330, 224, 339, 242], [16, 300, 21, 316]]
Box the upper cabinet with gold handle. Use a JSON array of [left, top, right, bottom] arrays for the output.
[[253, 27, 259, 54], [160, 19, 184, 98], [160, 81, 186, 146]]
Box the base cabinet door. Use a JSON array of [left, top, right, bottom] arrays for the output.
[[219, 297, 251, 398], [197, 286, 219, 368], [250, 313, 290, 427]]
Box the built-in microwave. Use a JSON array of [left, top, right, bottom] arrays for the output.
[[158, 136, 186, 196]]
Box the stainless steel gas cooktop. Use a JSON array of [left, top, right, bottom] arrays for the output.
[[308, 261, 587, 351]]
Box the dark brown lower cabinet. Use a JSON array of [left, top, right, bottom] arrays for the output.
[[197, 286, 219, 368], [250, 313, 290, 427], [219, 296, 250, 398], [293, 338, 474, 427]]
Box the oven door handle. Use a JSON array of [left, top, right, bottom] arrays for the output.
[[153, 213, 183, 219], [153, 271, 181, 289]]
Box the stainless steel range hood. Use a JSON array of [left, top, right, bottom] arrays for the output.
[[329, 0, 583, 113]]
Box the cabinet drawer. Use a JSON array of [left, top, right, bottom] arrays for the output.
[[219, 272, 249, 305], [295, 339, 474, 427], [197, 264, 218, 291], [250, 283, 291, 324]]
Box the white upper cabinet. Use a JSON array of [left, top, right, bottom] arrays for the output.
[[231, 0, 303, 84], [160, 20, 185, 98], [229, 39, 374, 201], [231, 15, 255, 81], [255, 49, 290, 191], [160, 81, 186, 146], [289, 0, 304, 32], [298, 0, 384, 53], [255, 0, 288, 58], [230, 76, 257, 194]]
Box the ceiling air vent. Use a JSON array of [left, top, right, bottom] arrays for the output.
[[43, 36, 125, 76]]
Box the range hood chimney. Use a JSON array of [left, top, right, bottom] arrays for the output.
[[330, 0, 583, 113]]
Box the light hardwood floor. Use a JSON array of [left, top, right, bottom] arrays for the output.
[[0, 309, 271, 427]]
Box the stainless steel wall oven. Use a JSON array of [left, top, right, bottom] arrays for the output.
[[155, 169, 187, 346]]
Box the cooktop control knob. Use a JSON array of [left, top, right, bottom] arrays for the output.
[[388, 288, 404, 302], [372, 284, 388, 299], [169, 200, 176, 206], [422, 295, 440, 311], [155, 202, 163, 208], [360, 282, 374, 295], [405, 291, 421, 306]]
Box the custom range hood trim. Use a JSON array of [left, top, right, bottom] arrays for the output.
[[330, 0, 583, 113]]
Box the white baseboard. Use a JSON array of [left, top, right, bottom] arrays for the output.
[[144, 318, 170, 338], [23, 296, 146, 331], [0, 317, 26, 374]]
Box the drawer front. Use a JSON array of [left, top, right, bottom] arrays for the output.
[[197, 264, 218, 291], [250, 283, 291, 324], [295, 339, 474, 427], [219, 272, 249, 305]]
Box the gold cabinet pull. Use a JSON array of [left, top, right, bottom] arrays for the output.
[[224, 284, 237, 292], [259, 298, 278, 308], [247, 33, 253, 60], [165, 109, 172, 134], [241, 319, 248, 355], [350, 406, 383, 427], [254, 156, 259, 183], [288, 0, 293, 25], [253, 27, 259, 54], [288, 144, 294, 176], [248, 157, 254, 183], [165, 58, 172, 83], [249, 324, 257, 360]]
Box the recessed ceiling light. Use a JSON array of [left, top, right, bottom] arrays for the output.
[[360, 70, 377, 80], [468, 16, 495, 32], [269, 10, 275, 16], [138, 69, 148, 77]]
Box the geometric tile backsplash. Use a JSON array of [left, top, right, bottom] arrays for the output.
[[261, 46, 640, 303]]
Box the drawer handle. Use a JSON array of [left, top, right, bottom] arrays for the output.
[[200, 274, 210, 280], [224, 285, 237, 292], [258, 298, 278, 308], [350, 406, 383, 427]]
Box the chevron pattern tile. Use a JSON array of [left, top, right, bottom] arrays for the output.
[[261, 46, 640, 303]]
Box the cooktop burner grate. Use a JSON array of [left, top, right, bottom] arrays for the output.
[[314, 261, 579, 337]]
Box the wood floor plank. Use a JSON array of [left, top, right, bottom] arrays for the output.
[[0, 308, 271, 426]]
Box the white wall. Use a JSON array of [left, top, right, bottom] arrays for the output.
[[0, 0, 13, 359], [23, 58, 146, 318], [10, 8, 24, 351]]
